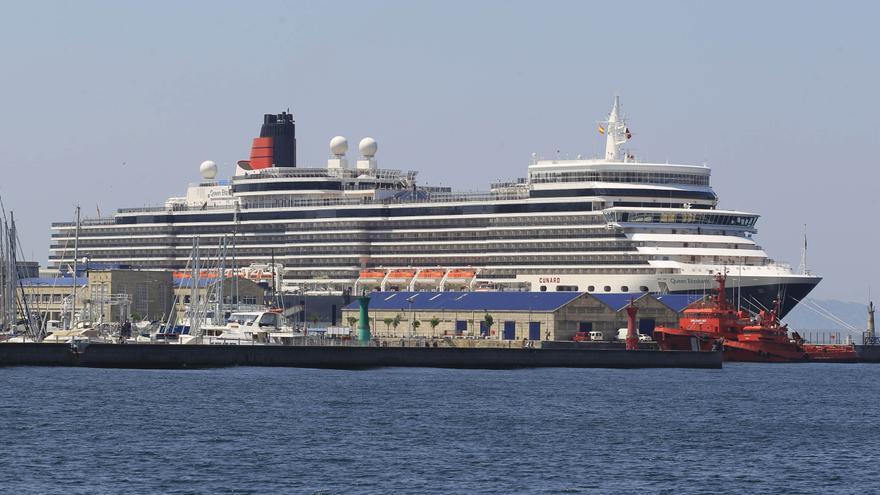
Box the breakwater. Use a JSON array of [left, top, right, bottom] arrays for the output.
[[0, 343, 722, 369]]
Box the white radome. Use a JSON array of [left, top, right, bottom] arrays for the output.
[[359, 137, 378, 157], [200, 160, 218, 179], [330, 136, 348, 156]]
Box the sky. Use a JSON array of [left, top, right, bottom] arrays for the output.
[[0, 1, 877, 302]]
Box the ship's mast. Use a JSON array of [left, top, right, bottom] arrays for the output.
[[868, 301, 875, 342], [602, 96, 629, 162], [799, 224, 809, 275]]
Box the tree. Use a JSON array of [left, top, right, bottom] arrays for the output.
[[391, 314, 401, 335], [130, 313, 142, 322], [311, 314, 319, 327], [347, 316, 358, 329], [429, 316, 440, 337], [383, 317, 393, 336], [412, 319, 421, 336], [483, 313, 494, 337]]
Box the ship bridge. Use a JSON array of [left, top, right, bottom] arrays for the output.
[[603, 207, 758, 231]]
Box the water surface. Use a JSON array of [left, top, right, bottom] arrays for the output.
[[1, 364, 877, 494]]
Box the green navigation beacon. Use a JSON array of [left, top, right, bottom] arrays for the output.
[[357, 291, 371, 342]]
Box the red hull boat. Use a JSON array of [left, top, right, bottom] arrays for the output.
[[654, 273, 858, 363]]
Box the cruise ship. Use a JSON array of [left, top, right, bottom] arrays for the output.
[[49, 98, 819, 316]]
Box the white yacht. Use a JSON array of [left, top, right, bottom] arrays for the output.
[[177, 310, 301, 345], [48, 98, 819, 316]]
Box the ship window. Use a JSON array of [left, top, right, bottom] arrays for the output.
[[587, 285, 595, 292], [539, 285, 547, 292], [621, 286, 629, 292], [603, 286, 611, 292], [640, 286, 649, 292]]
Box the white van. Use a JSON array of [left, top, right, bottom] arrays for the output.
[[589, 331, 604, 341], [617, 327, 653, 342]]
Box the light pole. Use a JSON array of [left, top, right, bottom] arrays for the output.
[[406, 295, 416, 339]]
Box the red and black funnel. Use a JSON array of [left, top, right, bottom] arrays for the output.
[[238, 111, 297, 170]]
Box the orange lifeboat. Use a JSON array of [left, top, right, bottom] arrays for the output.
[[418, 270, 445, 279], [387, 270, 416, 279], [359, 270, 386, 279], [446, 269, 476, 279], [172, 270, 219, 279]]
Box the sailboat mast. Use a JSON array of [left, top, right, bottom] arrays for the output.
[[271, 247, 277, 308], [70, 206, 80, 329], [1, 218, 7, 328], [216, 236, 226, 325], [191, 236, 200, 336], [233, 204, 239, 305]]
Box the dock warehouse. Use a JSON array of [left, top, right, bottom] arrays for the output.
[[342, 291, 698, 340]]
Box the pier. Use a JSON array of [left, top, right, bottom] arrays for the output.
[[0, 343, 722, 370]]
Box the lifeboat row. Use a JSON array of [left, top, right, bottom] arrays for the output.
[[355, 268, 479, 291], [172, 264, 280, 283], [654, 273, 858, 363]]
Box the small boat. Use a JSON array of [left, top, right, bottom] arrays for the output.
[[654, 273, 858, 363]]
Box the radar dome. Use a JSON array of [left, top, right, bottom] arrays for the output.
[[200, 160, 218, 179], [329, 136, 348, 156], [359, 137, 378, 157]]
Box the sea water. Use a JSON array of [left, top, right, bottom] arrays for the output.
[[1, 364, 878, 494]]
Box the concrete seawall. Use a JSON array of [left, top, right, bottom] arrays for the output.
[[0, 343, 722, 369]]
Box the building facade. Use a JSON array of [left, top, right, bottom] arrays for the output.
[[342, 291, 692, 341], [20, 269, 175, 324]]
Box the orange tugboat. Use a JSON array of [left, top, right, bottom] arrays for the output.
[[654, 273, 858, 363]]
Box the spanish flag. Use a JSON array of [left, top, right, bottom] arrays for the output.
[[598, 125, 605, 135]]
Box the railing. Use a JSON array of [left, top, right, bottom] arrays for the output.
[[52, 218, 117, 227], [126, 335, 546, 347], [236, 167, 418, 181], [795, 330, 860, 345], [79, 189, 535, 219], [863, 332, 880, 346]]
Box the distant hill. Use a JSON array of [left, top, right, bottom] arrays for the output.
[[783, 299, 870, 332]]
